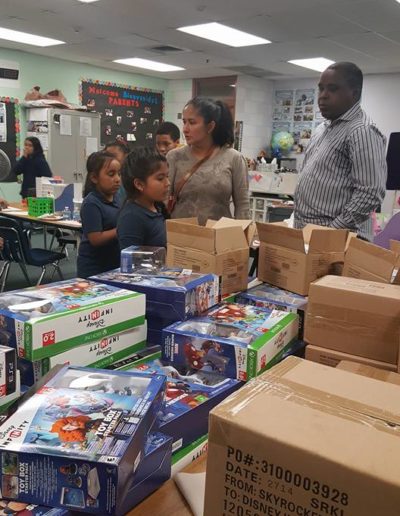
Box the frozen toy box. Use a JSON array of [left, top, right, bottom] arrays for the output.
[[111, 352, 241, 452], [162, 303, 299, 381], [0, 279, 145, 361], [0, 365, 166, 514], [90, 268, 219, 344], [236, 283, 308, 338], [18, 324, 147, 387]]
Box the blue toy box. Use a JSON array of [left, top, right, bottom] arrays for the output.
[[90, 268, 219, 344], [0, 365, 166, 514], [162, 303, 299, 381], [0, 501, 70, 515], [236, 283, 308, 338], [120, 246, 166, 273], [111, 351, 241, 452], [0, 279, 145, 362]]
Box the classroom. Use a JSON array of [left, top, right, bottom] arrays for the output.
[[0, 1, 400, 514]]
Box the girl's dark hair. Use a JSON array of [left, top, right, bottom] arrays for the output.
[[104, 140, 130, 155], [83, 151, 116, 197], [122, 146, 166, 200], [25, 136, 44, 156], [184, 97, 234, 147]]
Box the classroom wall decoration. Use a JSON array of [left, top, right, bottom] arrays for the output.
[[79, 79, 164, 147], [0, 96, 20, 180], [272, 88, 324, 148]]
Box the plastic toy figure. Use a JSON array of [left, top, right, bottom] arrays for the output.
[[183, 342, 204, 369], [50, 415, 98, 443]]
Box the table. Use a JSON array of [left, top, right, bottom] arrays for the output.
[[128, 454, 207, 516]]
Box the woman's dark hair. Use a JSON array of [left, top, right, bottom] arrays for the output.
[[83, 151, 116, 197], [25, 136, 44, 156], [122, 146, 166, 200], [184, 97, 234, 147], [104, 140, 130, 155]]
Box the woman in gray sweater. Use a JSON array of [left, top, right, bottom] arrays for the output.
[[167, 97, 249, 224]]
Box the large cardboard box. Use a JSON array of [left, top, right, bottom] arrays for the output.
[[166, 218, 253, 296], [305, 344, 398, 371], [204, 356, 400, 516], [343, 237, 400, 284], [305, 275, 400, 364], [256, 222, 348, 295], [337, 360, 400, 385]]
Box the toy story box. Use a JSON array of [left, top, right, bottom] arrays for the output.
[[236, 282, 308, 338], [162, 303, 299, 381], [110, 351, 241, 452], [0, 500, 70, 515], [18, 324, 148, 387], [0, 279, 146, 362], [0, 365, 166, 514]]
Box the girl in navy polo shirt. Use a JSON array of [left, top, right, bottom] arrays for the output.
[[77, 151, 121, 278], [117, 147, 169, 250]]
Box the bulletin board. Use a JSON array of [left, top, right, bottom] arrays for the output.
[[79, 79, 164, 147], [0, 97, 20, 180]]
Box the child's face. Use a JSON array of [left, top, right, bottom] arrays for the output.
[[92, 159, 121, 197], [139, 161, 170, 203], [156, 134, 179, 156]]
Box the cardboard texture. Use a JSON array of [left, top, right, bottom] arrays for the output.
[[166, 218, 252, 296], [256, 222, 348, 295], [337, 360, 400, 385], [305, 275, 400, 364], [343, 237, 400, 284], [204, 356, 400, 516], [305, 344, 398, 372]]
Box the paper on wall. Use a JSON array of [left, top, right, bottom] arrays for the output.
[[60, 114, 72, 136], [0, 102, 7, 143], [27, 131, 49, 151], [86, 137, 98, 156], [80, 117, 92, 137]]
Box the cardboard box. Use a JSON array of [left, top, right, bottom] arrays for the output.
[[91, 268, 219, 332], [119, 354, 241, 452], [305, 275, 400, 364], [0, 279, 145, 361], [18, 324, 148, 386], [337, 360, 400, 385], [305, 344, 398, 371], [0, 365, 166, 514], [236, 282, 307, 338], [0, 345, 16, 396], [162, 303, 299, 381], [256, 222, 348, 295], [171, 434, 208, 477], [166, 218, 253, 296], [204, 356, 400, 516], [343, 237, 400, 284]]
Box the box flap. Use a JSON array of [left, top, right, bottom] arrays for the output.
[[214, 226, 249, 253], [343, 238, 397, 283], [307, 226, 348, 253], [166, 219, 216, 253], [337, 360, 400, 386], [390, 239, 400, 255], [256, 222, 305, 252]]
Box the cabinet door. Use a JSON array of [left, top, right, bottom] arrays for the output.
[[47, 110, 77, 184], [75, 113, 101, 184]]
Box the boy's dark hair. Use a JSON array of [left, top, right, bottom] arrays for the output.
[[327, 62, 363, 101], [121, 146, 166, 200], [104, 140, 130, 155], [184, 97, 234, 147], [83, 151, 116, 197], [156, 122, 180, 142], [25, 136, 44, 156]]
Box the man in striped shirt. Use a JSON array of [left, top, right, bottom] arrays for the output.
[[294, 62, 387, 240]]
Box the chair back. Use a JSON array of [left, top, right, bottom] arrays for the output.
[[0, 216, 31, 264], [373, 211, 400, 249]]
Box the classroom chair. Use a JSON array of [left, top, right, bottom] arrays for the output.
[[0, 216, 66, 292], [373, 211, 400, 249]]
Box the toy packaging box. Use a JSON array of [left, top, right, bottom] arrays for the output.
[[0, 346, 17, 397], [120, 246, 166, 274], [18, 324, 148, 387], [0, 279, 145, 362], [0, 370, 21, 416], [162, 303, 299, 381], [113, 353, 241, 451], [171, 434, 208, 477], [236, 282, 308, 338], [0, 500, 70, 515], [0, 365, 166, 514]]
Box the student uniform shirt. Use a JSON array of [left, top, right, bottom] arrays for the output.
[[77, 190, 121, 278], [13, 154, 52, 197], [117, 201, 166, 250]]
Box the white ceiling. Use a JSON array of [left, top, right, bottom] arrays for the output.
[[1, 0, 400, 80]]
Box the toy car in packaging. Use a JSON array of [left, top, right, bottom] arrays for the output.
[[162, 303, 299, 381], [0, 365, 166, 514], [0, 279, 145, 361]]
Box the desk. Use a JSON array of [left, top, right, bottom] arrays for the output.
[[128, 454, 207, 516]]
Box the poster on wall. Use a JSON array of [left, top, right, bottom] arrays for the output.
[[0, 97, 20, 175], [80, 79, 164, 147], [26, 120, 49, 150], [0, 102, 7, 142]]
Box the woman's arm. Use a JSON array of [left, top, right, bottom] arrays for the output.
[[231, 152, 250, 219], [37, 156, 53, 178], [12, 157, 28, 176]]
